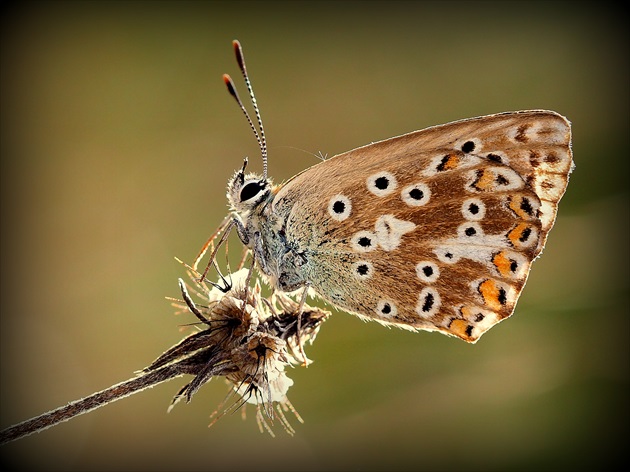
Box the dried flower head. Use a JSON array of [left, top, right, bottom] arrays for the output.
[[153, 268, 330, 435]]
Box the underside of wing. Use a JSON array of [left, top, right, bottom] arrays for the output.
[[273, 111, 573, 342]]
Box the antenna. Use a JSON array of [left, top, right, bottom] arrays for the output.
[[223, 40, 268, 179]]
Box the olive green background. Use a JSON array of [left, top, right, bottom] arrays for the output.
[[1, 1, 627, 471]]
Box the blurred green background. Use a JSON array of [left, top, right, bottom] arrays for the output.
[[1, 1, 627, 471]]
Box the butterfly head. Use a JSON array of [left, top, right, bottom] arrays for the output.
[[227, 159, 272, 214]]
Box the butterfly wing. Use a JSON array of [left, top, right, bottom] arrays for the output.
[[272, 110, 573, 342]]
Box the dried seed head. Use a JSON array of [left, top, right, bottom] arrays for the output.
[[153, 268, 330, 435]]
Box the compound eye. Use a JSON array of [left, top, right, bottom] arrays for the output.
[[240, 181, 265, 202]]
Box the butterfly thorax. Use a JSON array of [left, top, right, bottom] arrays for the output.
[[227, 170, 310, 293]]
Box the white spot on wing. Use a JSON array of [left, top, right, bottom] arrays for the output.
[[367, 171, 397, 196], [401, 182, 431, 207], [351, 230, 377, 253], [457, 222, 484, 239], [462, 198, 486, 221], [352, 261, 374, 280], [434, 230, 511, 268], [327, 194, 352, 222], [416, 261, 440, 283], [416, 287, 441, 318], [376, 299, 397, 318], [455, 137, 483, 153], [374, 215, 416, 251]]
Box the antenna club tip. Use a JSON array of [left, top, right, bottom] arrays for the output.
[[232, 40, 246, 69], [232, 40, 243, 58], [223, 74, 238, 99]]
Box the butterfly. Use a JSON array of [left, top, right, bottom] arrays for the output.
[[200, 40, 573, 343]]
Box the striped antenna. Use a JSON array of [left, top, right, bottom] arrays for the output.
[[223, 40, 268, 179]]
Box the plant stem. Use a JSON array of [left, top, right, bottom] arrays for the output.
[[0, 365, 181, 446]]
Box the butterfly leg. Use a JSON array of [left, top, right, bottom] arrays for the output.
[[242, 255, 256, 309], [233, 216, 250, 245], [233, 216, 273, 277], [192, 214, 232, 272], [197, 217, 235, 284]]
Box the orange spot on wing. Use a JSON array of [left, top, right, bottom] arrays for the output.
[[492, 251, 514, 277], [474, 169, 494, 190], [509, 196, 533, 219], [507, 223, 530, 246], [448, 319, 474, 340], [443, 154, 460, 170], [478, 279, 503, 311]]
